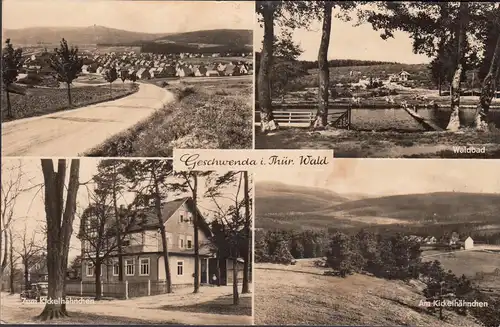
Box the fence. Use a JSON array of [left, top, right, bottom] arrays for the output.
[[65, 280, 191, 299], [255, 107, 351, 129]]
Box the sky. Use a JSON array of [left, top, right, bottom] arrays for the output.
[[2, 0, 254, 33], [256, 159, 500, 197], [1, 158, 246, 262], [254, 10, 431, 64]]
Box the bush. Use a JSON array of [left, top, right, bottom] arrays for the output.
[[270, 240, 294, 265]]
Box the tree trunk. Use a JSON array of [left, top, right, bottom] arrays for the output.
[[24, 259, 29, 290], [109, 83, 113, 98], [95, 258, 102, 300], [66, 83, 72, 107], [241, 171, 251, 294], [232, 258, 239, 305], [112, 170, 124, 282], [313, 2, 333, 129], [474, 19, 500, 130], [38, 159, 80, 320], [446, 1, 469, 131], [258, 3, 278, 132], [152, 172, 172, 293], [9, 230, 15, 294], [6, 90, 13, 118], [193, 175, 200, 294], [438, 77, 442, 96]]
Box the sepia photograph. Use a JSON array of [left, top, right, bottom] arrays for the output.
[[0, 159, 252, 324], [255, 1, 500, 158], [254, 159, 500, 326], [1, 0, 253, 157]]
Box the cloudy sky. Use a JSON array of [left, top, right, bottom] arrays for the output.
[[2, 0, 254, 33], [256, 159, 500, 196], [254, 8, 431, 64], [2, 158, 246, 261]]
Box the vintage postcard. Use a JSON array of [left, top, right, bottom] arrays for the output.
[[0, 158, 252, 324], [1, 0, 253, 157], [254, 2, 500, 159], [254, 158, 500, 326]]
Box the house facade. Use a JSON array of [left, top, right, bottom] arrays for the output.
[[81, 197, 240, 286]]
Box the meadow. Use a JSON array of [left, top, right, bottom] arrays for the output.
[[1, 83, 138, 122], [86, 76, 253, 157]]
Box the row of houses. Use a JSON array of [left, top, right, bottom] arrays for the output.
[[405, 233, 474, 250]]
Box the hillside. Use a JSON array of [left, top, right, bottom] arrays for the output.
[[255, 188, 500, 230], [2, 27, 252, 52], [155, 29, 252, 47], [256, 181, 350, 215], [255, 259, 483, 326], [2, 25, 169, 45]]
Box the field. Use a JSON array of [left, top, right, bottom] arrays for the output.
[[254, 259, 482, 326], [422, 249, 500, 277], [85, 76, 252, 157], [1, 84, 139, 122]]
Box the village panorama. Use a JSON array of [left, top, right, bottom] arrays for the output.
[[1, 0, 254, 157], [254, 159, 500, 327], [0, 158, 253, 324]]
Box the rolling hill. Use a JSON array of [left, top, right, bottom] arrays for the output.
[[2, 25, 170, 45], [255, 183, 500, 230], [2, 26, 252, 52]]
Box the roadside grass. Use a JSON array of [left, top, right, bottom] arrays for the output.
[[86, 79, 252, 157], [1, 83, 139, 123], [159, 294, 252, 316]]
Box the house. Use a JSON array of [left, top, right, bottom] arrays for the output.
[[423, 236, 437, 245], [458, 236, 474, 250], [27, 254, 48, 284], [80, 197, 242, 286], [399, 70, 410, 81], [206, 70, 220, 77], [176, 66, 193, 77], [223, 63, 238, 76], [237, 64, 249, 75], [136, 68, 151, 80], [194, 65, 208, 77]]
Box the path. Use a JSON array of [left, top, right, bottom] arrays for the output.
[[1, 83, 174, 156]]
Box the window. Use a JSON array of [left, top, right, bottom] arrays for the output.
[[179, 211, 184, 223], [177, 261, 184, 276], [122, 240, 130, 246], [188, 212, 193, 224], [179, 235, 184, 249], [86, 262, 94, 277], [112, 260, 119, 276], [125, 258, 135, 276], [186, 235, 193, 249], [139, 258, 150, 276]]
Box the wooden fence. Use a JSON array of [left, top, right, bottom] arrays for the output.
[[65, 280, 189, 299]]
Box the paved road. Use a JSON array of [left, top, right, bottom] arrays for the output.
[[1, 83, 174, 157]]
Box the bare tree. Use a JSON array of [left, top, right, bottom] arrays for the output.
[[38, 159, 80, 320], [13, 224, 45, 290]]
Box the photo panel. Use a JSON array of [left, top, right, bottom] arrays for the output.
[[1, 0, 253, 157], [0, 158, 253, 324], [254, 1, 500, 158], [254, 159, 500, 326]]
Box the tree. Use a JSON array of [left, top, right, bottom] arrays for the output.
[[128, 73, 137, 84], [474, 5, 500, 130], [256, 0, 315, 132], [39, 159, 80, 320], [313, 1, 334, 129], [50, 38, 83, 106], [325, 232, 364, 277], [122, 160, 173, 293], [104, 67, 118, 97], [14, 224, 45, 291], [120, 70, 129, 83], [446, 2, 470, 131], [1, 39, 23, 118], [94, 160, 128, 281]]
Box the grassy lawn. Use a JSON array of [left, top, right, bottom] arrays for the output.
[[423, 250, 500, 277], [255, 127, 500, 158], [1, 84, 139, 123], [86, 77, 252, 157]]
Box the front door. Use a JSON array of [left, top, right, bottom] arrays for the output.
[[201, 259, 207, 284]]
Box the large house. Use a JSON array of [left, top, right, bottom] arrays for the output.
[[80, 197, 242, 287]]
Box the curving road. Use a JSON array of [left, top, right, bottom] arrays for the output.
[[1, 83, 174, 157]]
